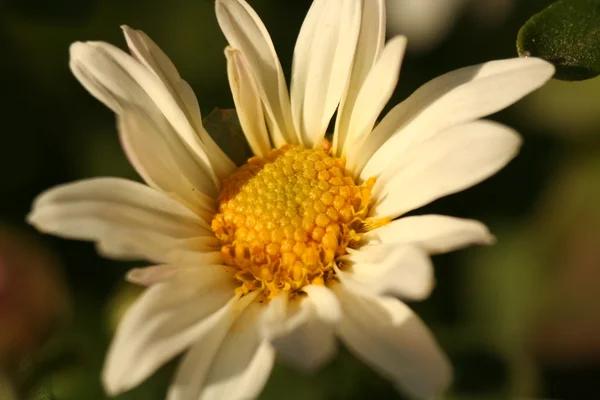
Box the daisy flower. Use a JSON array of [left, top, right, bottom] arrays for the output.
[[27, 0, 554, 398]]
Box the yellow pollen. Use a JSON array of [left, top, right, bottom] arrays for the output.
[[211, 144, 378, 300]]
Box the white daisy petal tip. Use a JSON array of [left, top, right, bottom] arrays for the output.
[[370, 120, 525, 220], [518, 55, 556, 78], [25, 202, 43, 231], [26, 188, 65, 234], [69, 40, 87, 56], [477, 227, 497, 247], [341, 33, 408, 170], [70, 40, 108, 58], [125, 267, 151, 286], [359, 55, 552, 182], [334, 286, 452, 399], [25, 178, 213, 264], [332, 0, 388, 156], [120, 24, 135, 35], [389, 34, 408, 48], [102, 373, 125, 397], [337, 245, 435, 301], [224, 46, 272, 158], [291, 0, 362, 146], [366, 215, 498, 256], [215, 0, 296, 147], [120, 25, 143, 48], [125, 265, 179, 286], [485, 233, 497, 246]]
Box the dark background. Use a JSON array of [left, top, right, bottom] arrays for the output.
[[1, 0, 600, 398]]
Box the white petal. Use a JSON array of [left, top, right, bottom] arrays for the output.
[[91, 42, 228, 182], [275, 286, 340, 371], [190, 302, 275, 400], [70, 56, 121, 113], [259, 286, 341, 337], [272, 306, 338, 373], [258, 292, 289, 339], [343, 35, 407, 173], [102, 266, 238, 395], [125, 248, 223, 286], [166, 291, 260, 400], [303, 285, 342, 324], [371, 120, 522, 220], [97, 234, 221, 266], [200, 314, 275, 400], [334, 284, 452, 399], [126, 265, 179, 286], [338, 245, 434, 300], [70, 41, 222, 197], [216, 0, 296, 147], [365, 214, 495, 254], [168, 236, 222, 253], [333, 0, 386, 156], [359, 57, 554, 179], [290, 0, 361, 147], [225, 47, 271, 157], [161, 249, 222, 266], [121, 25, 198, 126], [27, 178, 212, 263], [260, 286, 340, 372], [118, 111, 218, 214], [121, 26, 236, 180], [166, 307, 233, 400]]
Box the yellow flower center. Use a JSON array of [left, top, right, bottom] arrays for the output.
[[211, 143, 377, 299]]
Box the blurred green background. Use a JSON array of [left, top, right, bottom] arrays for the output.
[[1, 0, 600, 399]]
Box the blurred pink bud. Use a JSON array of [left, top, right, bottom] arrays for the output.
[[0, 226, 70, 370]]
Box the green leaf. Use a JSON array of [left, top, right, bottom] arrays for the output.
[[517, 0, 600, 81], [202, 108, 253, 166]]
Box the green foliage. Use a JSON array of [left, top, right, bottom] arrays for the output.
[[203, 109, 254, 166], [517, 0, 600, 80]]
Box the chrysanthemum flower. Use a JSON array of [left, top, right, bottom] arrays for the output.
[[27, 0, 554, 398]]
